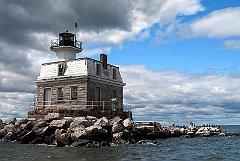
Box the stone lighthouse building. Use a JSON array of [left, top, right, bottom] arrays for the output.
[[28, 31, 129, 119]]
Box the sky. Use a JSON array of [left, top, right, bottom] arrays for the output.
[[0, 0, 240, 125]]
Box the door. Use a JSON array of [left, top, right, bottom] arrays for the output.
[[44, 88, 51, 108], [95, 87, 101, 106]]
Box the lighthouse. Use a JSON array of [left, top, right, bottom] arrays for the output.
[[29, 30, 129, 120], [50, 31, 82, 61]]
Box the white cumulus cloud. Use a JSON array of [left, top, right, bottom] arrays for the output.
[[121, 65, 240, 125]]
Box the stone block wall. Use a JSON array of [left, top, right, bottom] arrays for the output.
[[87, 79, 124, 111], [35, 80, 88, 109]]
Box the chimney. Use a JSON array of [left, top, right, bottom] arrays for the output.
[[100, 54, 107, 69]]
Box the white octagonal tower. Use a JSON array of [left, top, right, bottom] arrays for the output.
[[50, 32, 82, 61]]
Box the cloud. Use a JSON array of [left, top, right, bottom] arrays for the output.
[[79, 47, 112, 57], [0, 0, 204, 94], [152, 6, 240, 50], [121, 66, 240, 125], [0, 92, 34, 120], [221, 39, 240, 50], [181, 7, 240, 38]]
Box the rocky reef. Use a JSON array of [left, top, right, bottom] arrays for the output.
[[0, 115, 238, 148]]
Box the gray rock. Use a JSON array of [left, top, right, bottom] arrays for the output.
[[110, 116, 122, 124], [24, 121, 35, 131], [15, 118, 28, 127], [112, 120, 124, 133], [0, 119, 5, 129], [85, 126, 108, 141], [50, 119, 67, 129], [4, 132, 16, 141], [94, 117, 111, 127], [123, 118, 133, 128], [55, 129, 71, 147], [33, 120, 47, 130], [20, 124, 27, 130], [112, 132, 123, 141], [70, 125, 87, 140], [0, 129, 7, 139], [44, 113, 60, 122], [35, 126, 55, 137], [5, 117, 17, 125], [70, 117, 92, 128], [4, 124, 15, 132], [19, 130, 36, 144], [44, 134, 55, 145], [86, 116, 97, 121]]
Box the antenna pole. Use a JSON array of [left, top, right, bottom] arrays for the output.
[[74, 21, 78, 42]]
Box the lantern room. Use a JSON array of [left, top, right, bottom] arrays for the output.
[[50, 31, 82, 61], [59, 32, 75, 46]]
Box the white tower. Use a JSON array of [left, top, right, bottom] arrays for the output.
[[50, 32, 82, 61]]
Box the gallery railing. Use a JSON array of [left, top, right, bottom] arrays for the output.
[[32, 100, 124, 112]]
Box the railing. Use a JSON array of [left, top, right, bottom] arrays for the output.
[[50, 39, 82, 50], [33, 100, 123, 112]]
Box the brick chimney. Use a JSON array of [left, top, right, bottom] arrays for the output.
[[100, 54, 107, 69]]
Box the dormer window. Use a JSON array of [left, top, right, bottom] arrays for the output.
[[96, 63, 101, 76], [113, 68, 117, 79], [58, 63, 64, 76]]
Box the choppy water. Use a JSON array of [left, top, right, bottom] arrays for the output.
[[0, 125, 239, 161]]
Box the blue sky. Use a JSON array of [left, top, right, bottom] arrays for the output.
[[0, 0, 240, 125], [87, 0, 240, 74]]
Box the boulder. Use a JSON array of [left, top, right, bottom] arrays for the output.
[[180, 127, 186, 134], [94, 117, 111, 128], [44, 134, 55, 145], [85, 126, 108, 141], [121, 129, 131, 141], [123, 118, 133, 129], [131, 128, 143, 141], [5, 117, 17, 125], [112, 120, 124, 133], [19, 130, 36, 144], [44, 113, 60, 122], [112, 132, 123, 141], [110, 116, 122, 125], [15, 118, 28, 127], [4, 124, 15, 132], [70, 125, 88, 141], [35, 126, 55, 137], [24, 121, 35, 131], [86, 116, 97, 122], [4, 132, 16, 141], [0, 129, 7, 139], [32, 120, 48, 131], [55, 129, 71, 147], [50, 119, 67, 129], [70, 117, 92, 128], [0, 119, 5, 129]]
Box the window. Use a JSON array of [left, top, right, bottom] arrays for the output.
[[113, 68, 117, 79], [58, 64, 64, 76], [112, 90, 117, 98], [44, 88, 51, 108], [96, 63, 101, 76], [95, 87, 101, 101], [71, 86, 77, 100], [58, 87, 63, 100]]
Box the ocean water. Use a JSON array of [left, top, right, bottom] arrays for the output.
[[0, 125, 239, 161]]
